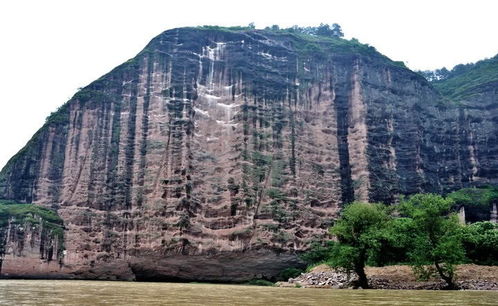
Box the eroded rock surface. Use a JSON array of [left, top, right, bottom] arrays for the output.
[[0, 27, 496, 280]]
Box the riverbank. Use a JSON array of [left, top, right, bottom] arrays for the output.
[[277, 264, 498, 290]]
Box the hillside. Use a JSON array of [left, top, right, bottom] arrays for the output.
[[421, 54, 498, 100]]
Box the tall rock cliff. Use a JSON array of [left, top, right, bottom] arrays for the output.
[[0, 27, 496, 280]]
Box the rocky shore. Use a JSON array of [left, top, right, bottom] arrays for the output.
[[276, 264, 498, 290]]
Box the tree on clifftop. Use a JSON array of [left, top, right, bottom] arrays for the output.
[[328, 202, 391, 288], [331, 23, 344, 37], [315, 23, 344, 38]]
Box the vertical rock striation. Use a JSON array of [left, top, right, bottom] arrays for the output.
[[0, 27, 496, 280]]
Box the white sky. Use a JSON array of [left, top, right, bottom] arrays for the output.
[[0, 0, 497, 169]]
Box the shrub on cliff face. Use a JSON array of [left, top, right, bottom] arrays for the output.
[[328, 202, 391, 289], [400, 194, 465, 290]]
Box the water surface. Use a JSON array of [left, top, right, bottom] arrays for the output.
[[0, 280, 497, 305]]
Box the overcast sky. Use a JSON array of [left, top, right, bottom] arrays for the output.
[[0, 0, 497, 169]]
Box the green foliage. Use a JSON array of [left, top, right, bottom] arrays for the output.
[[270, 159, 286, 187], [45, 103, 70, 126], [307, 190, 498, 289], [0, 202, 63, 227], [300, 241, 335, 265], [400, 194, 465, 289], [448, 186, 498, 208], [72, 88, 112, 108], [418, 68, 450, 82], [461, 221, 498, 265], [0, 202, 64, 246], [266, 188, 286, 200], [280, 23, 344, 38], [448, 186, 498, 222], [428, 55, 498, 100], [252, 151, 271, 167], [369, 217, 412, 266], [278, 267, 304, 281], [328, 202, 391, 288], [194, 23, 400, 69]]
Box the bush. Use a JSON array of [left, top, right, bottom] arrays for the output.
[[448, 187, 498, 222], [278, 267, 303, 281], [462, 221, 498, 265], [300, 241, 335, 265]]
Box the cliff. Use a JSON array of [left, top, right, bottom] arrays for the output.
[[0, 27, 496, 280], [0, 202, 64, 277]]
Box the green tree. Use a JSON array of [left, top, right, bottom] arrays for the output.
[[329, 202, 391, 288], [331, 23, 344, 37], [461, 221, 498, 265], [370, 217, 413, 266], [400, 194, 465, 289], [316, 23, 333, 37]]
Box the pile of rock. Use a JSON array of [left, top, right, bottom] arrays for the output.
[[459, 280, 498, 290], [276, 264, 498, 290], [277, 270, 357, 288]]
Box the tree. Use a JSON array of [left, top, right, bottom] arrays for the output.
[[371, 217, 413, 266], [329, 202, 391, 288], [314, 23, 344, 38], [400, 194, 465, 289], [316, 23, 333, 37], [331, 23, 344, 38]]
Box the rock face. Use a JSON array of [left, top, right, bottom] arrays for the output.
[[0, 27, 497, 280], [0, 204, 64, 278]]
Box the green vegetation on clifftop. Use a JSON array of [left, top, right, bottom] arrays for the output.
[[421, 55, 498, 100], [0, 201, 63, 235]]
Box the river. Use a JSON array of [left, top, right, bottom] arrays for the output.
[[0, 280, 497, 305]]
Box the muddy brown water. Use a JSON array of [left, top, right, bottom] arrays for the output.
[[0, 280, 497, 305]]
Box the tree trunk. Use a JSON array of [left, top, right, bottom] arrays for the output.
[[435, 262, 458, 290], [355, 264, 369, 289], [355, 250, 369, 289]]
